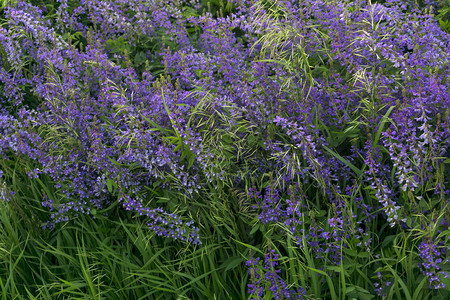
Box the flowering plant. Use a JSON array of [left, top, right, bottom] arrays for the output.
[[0, 0, 449, 298]]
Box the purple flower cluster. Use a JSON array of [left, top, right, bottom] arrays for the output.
[[246, 249, 307, 299], [251, 183, 371, 268], [418, 239, 450, 289], [373, 271, 392, 298]]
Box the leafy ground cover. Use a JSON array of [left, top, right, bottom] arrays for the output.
[[0, 0, 449, 299]]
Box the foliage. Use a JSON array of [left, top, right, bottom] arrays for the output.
[[0, 0, 449, 299]]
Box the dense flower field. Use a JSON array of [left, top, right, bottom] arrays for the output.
[[0, 0, 449, 299]]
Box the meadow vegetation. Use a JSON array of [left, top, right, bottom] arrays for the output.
[[0, 0, 449, 299]]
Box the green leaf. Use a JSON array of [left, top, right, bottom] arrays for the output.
[[167, 136, 180, 146], [323, 145, 362, 177], [174, 140, 184, 152], [346, 285, 375, 300], [372, 105, 395, 152], [139, 113, 172, 135], [222, 135, 233, 144], [107, 179, 114, 193], [182, 7, 198, 18], [221, 257, 243, 272], [247, 134, 258, 146], [194, 69, 203, 78], [324, 265, 348, 274], [250, 224, 260, 235], [412, 277, 428, 300], [188, 153, 195, 169], [134, 52, 147, 67], [316, 210, 327, 217], [357, 252, 370, 258], [223, 150, 234, 159], [306, 266, 338, 300], [382, 235, 396, 248], [406, 217, 413, 228]]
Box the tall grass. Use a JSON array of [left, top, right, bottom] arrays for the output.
[[0, 154, 254, 299], [0, 0, 449, 299]]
